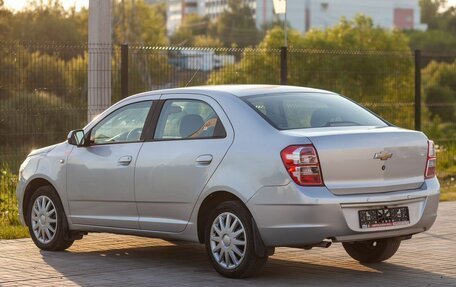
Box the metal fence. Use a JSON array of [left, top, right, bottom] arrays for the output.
[[420, 51, 456, 191], [0, 42, 455, 219]]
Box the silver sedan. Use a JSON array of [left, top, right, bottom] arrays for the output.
[[17, 85, 439, 278]]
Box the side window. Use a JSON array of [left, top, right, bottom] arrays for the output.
[[90, 101, 152, 144], [154, 99, 226, 140]]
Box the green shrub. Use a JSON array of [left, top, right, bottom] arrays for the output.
[[436, 141, 456, 179], [0, 164, 21, 226]]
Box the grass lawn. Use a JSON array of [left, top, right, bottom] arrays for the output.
[[440, 185, 456, 201], [0, 222, 29, 239]]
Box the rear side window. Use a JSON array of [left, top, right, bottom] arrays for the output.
[[154, 99, 226, 140], [244, 93, 387, 130]]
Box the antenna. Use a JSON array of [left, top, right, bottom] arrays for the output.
[[185, 68, 201, 87]]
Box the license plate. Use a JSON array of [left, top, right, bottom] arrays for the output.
[[359, 206, 410, 229]]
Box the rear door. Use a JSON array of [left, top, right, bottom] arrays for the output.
[[135, 94, 234, 232]]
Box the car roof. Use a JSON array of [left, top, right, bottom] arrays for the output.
[[129, 85, 336, 100]]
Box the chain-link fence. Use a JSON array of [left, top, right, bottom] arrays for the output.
[[0, 42, 455, 218]]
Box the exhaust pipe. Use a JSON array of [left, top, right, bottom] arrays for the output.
[[297, 240, 332, 250]]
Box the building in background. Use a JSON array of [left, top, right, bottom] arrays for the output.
[[256, 0, 427, 32], [203, 0, 256, 20], [166, 0, 427, 35], [167, 0, 203, 35], [167, 0, 257, 34]]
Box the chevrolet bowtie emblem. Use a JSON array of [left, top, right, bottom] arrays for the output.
[[373, 151, 393, 161]]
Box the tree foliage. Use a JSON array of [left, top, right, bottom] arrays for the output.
[[211, 0, 260, 47], [0, 91, 83, 148], [112, 0, 168, 45], [9, 2, 87, 44], [420, 0, 456, 34], [406, 29, 456, 52], [171, 13, 210, 46], [209, 15, 415, 128], [423, 60, 456, 122], [413, 0, 456, 52]]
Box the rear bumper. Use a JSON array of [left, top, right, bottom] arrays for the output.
[[246, 177, 439, 247]]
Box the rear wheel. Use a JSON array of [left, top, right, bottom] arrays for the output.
[[204, 201, 267, 278], [27, 185, 74, 251], [342, 237, 401, 263]]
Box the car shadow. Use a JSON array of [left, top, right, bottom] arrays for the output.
[[39, 239, 456, 287]]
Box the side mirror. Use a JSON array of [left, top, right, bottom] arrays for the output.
[[67, 129, 86, 147]]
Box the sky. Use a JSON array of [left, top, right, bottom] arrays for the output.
[[3, 0, 456, 12], [4, 0, 89, 11]]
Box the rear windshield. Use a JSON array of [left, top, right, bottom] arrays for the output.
[[243, 93, 388, 130]]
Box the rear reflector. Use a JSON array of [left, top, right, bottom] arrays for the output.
[[425, 140, 436, 179], [281, 145, 324, 186]]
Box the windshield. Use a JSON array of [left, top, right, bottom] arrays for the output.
[[243, 92, 388, 130]]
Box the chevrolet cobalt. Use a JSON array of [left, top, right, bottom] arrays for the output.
[[17, 85, 439, 278]]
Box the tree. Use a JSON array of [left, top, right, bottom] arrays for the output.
[[209, 15, 416, 128], [0, 50, 20, 98], [423, 60, 456, 122], [10, 3, 87, 44], [420, 0, 446, 28], [194, 35, 223, 48], [171, 13, 210, 46], [211, 0, 260, 47], [406, 29, 456, 52], [0, 7, 12, 41], [420, 0, 456, 34], [113, 0, 168, 45], [0, 90, 83, 153], [4, 2, 88, 60]]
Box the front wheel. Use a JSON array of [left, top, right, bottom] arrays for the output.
[[27, 185, 74, 251], [342, 237, 401, 263], [204, 201, 267, 278]]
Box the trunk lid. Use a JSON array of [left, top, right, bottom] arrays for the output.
[[282, 126, 428, 195]]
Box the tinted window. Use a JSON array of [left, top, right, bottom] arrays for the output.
[[244, 93, 387, 130], [90, 101, 152, 144], [154, 99, 226, 140]]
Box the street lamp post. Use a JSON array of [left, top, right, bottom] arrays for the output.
[[88, 0, 112, 121], [273, 0, 288, 47]]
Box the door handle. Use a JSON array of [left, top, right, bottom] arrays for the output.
[[196, 154, 213, 165], [118, 155, 133, 166]]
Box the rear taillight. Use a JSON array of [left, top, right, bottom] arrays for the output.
[[425, 140, 436, 179], [281, 145, 324, 186]]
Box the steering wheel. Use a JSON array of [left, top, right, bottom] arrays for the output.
[[126, 128, 143, 141]]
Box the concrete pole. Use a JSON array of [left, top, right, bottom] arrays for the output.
[[88, 0, 112, 122]]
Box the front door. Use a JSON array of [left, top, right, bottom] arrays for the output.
[[67, 101, 153, 229], [135, 94, 234, 232]]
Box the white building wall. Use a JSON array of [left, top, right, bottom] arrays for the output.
[[255, 0, 426, 32], [204, 0, 256, 20]]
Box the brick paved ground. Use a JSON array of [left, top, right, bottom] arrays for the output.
[[0, 202, 455, 287]]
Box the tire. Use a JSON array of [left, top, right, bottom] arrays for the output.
[[204, 200, 267, 278], [27, 185, 74, 251], [342, 237, 401, 263]]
